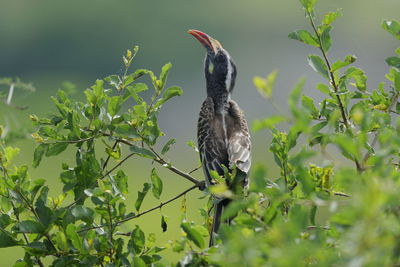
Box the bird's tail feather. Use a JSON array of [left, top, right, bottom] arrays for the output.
[[209, 199, 230, 247]]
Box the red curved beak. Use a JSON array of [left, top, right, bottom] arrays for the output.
[[188, 29, 222, 54]]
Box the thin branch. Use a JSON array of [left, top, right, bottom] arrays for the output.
[[307, 11, 362, 171], [78, 184, 201, 233], [94, 130, 203, 188], [42, 136, 96, 144], [188, 165, 202, 175], [324, 189, 351, 198], [102, 141, 119, 170]]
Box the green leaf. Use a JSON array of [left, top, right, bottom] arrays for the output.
[[299, 0, 317, 12], [161, 139, 176, 155], [45, 142, 68, 157], [322, 9, 342, 25], [131, 225, 145, 254], [288, 30, 319, 47], [133, 257, 147, 267], [181, 221, 205, 249], [393, 69, 400, 91], [252, 116, 287, 131], [127, 83, 148, 103], [66, 224, 83, 251], [309, 205, 317, 225], [158, 63, 172, 92], [386, 56, 400, 69], [54, 231, 69, 251], [332, 55, 357, 72], [382, 20, 400, 40], [108, 96, 122, 117], [71, 205, 94, 223], [330, 134, 360, 160], [320, 26, 332, 52], [154, 86, 183, 108], [0, 230, 20, 248], [343, 67, 367, 91], [15, 220, 45, 234], [4, 146, 19, 163], [301, 95, 319, 117], [129, 145, 155, 159], [150, 168, 163, 199], [253, 70, 279, 99], [135, 183, 151, 211], [308, 55, 329, 79], [316, 83, 331, 95], [161, 215, 168, 232]]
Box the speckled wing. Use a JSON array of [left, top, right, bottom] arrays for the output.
[[197, 97, 229, 187], [227, 100, 251, 186]]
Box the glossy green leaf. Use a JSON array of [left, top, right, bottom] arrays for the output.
[[131, 225, 145, 254], [322, 9, 342, 25], [161, 139, 176, 155], [382, 20, 400, 40], [150, 168, 163, 199], [161, 215, 168, 232], [33, 144, 48, 168], [108, 96, 122, 117], [154, 86, 183, 108], [301, 95, 319, 117], [386, 56, 400, 69], [158, 63, 172, 92], [15, 220, 45, 233], [299, 0, 317, 12], [308, 55, 329, 78], [66, 224, 83, 251], [129, 145, 155, 159], [71, 205, 94, 223], [181, 221, 205, 249], [320, 26, 332, 51], [332, 55, 357, 72], [135, 183, 151, 211], [46, 142, 68, 157], [0, 231, 20, 248], [288, 30, 319, 47]]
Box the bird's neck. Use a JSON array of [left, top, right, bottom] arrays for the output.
[[207, 89, 230, 113]]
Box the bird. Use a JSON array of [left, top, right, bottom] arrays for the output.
[[188, 29, 251, 246]]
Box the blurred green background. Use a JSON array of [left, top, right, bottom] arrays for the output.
[[1, 0, 399, 264]]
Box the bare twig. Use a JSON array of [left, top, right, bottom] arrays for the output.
[[188, 165, 202, 175], [78, 183, 201, 233]]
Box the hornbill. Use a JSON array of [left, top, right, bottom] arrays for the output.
[[188, 30, 251, 246]]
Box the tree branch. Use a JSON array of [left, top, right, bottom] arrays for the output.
[[78, 183, 201, 233]]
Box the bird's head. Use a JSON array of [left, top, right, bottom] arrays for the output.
[[188, 30, 237, 95]]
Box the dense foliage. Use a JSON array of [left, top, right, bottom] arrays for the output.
[[1, 0, 400, 266]]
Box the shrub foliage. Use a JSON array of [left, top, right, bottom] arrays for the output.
[[1, 0, 400, 266]]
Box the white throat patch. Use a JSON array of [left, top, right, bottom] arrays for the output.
[[224, 51, 233, 91]]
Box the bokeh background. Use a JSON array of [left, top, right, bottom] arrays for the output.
[[1, 0, 399, 264]]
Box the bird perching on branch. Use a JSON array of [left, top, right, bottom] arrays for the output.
[[188, 30, 251, 246]]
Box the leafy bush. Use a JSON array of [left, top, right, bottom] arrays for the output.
[[1, 0, 400, 266]]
